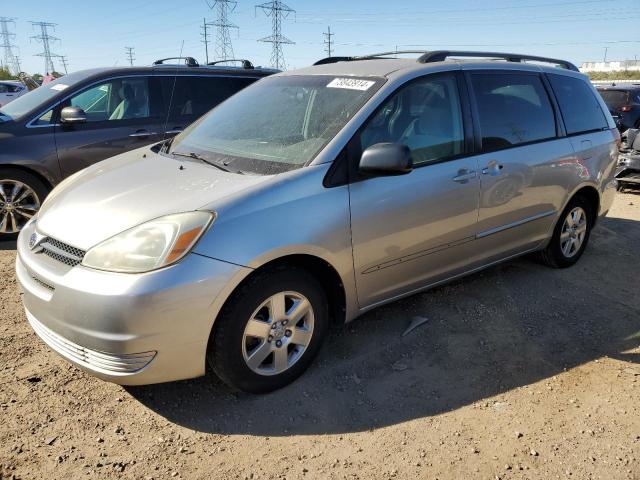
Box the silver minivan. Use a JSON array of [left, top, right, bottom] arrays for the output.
[[16, 51, 619, 393]]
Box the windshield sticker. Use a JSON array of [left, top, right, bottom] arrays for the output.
[[327, 78, 375, 91], [50, 84, 69, 91]]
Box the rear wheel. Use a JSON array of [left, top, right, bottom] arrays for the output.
[[538, 195, 593, 268], [0, 169, 48, 240], [208, 267, 328, 393]]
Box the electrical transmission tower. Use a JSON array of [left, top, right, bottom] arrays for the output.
[[0, 17, 20, 74], [30, 21, 63, 74], [60, 55, 69, 74], [207, 0, 238, 62], [255, 1, 295, 69], [125, 46, 135, 66], [323, 26, 333, 57]]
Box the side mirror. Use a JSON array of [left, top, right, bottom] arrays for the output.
[[359, 143, 413, 176], [60, 106, 87, 124]]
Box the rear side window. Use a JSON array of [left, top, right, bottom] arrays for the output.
[[160, 76, 257, 120], [470, 73, 556, 152], [548, 74, 608, 135]]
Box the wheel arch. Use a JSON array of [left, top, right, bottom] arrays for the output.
[[570, 184, 600, 225], [0, 163, 55, 192]]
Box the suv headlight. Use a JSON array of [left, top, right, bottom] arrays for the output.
[[82, 211, 214, 273]]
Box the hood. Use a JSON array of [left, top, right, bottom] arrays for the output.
[[37, 148, 270, 250]]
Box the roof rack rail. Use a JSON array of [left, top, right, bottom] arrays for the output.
[[313, 50, 579, 72], [153, 57, 199, 67], [207, 59, 255, 69], [417, 50, 579, 71]]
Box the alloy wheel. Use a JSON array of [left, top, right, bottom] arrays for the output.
[[560, 206, 587, 258], [241, 291, 315, 376], [0, 180, 40, 234]]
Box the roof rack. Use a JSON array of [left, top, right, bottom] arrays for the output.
[[207, 59, 255, 69], [314, 50, 579, 72], [153, 57, 199, 67]]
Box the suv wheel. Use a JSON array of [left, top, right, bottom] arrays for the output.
[[538, 195, 593, 268], [0, 169, 48, 239], [208, 267, 328, 393]]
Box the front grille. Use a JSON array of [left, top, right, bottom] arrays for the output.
[[38, 237, 86, 267], [27, 313, 157, 375]]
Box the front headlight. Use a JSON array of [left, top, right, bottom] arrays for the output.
[[82, 211, 214, 273]]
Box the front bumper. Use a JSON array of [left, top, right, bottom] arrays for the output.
[[16, 222, 251, 385]]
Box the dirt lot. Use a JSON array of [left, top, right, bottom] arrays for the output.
[[0, 193, 639, 480]]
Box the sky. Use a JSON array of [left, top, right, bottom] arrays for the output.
[[2, 0, 639, 75]]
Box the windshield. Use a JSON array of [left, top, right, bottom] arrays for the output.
[[168, 75, 383, 174], [0, 71, 88, 121], [598, 90, 629, 110]]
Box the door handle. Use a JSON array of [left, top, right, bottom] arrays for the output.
[[129, 130, 157, 138], [452, 169, 477, 183], [481, 161, 504, 176]]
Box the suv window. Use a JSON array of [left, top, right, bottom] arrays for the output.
[[360, 73, 464, 165], [470, 73, 556, 152], [598, 90, 629, 110], [548, 74, 608, 135], [160, 76, 257, 121], [68, 77, 150, 122]]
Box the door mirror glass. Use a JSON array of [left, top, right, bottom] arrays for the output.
[[60, 106, 87, 124], [359, 143, 413, 175]]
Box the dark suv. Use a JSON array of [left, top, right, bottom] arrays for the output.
[[0, 57, 277, 238], [597, 84, 640, 131]]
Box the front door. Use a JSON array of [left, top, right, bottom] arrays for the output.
[[54, 76, 165, 176], [349, 72, 480, 308]]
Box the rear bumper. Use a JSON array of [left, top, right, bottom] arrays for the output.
[[16, 221, 251, 385]]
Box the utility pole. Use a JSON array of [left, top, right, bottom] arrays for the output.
[[60, 55, 69, 74], [323, 26, 333, 57], [255, 1, 295, 69], [0, 17, 20, 75], [125, 46, 135, 67], [201, 17, 213, 64], [14, 55, 21, 73], [603, 47, 608, 63], [30, 21, 63, 74], [207, 0, 238, 62]]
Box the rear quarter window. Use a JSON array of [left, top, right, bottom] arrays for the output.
[[548, 74, 608, 135]]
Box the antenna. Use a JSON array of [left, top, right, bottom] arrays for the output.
[[255, 1, 295, 69], [323, 26, 333, 58], [125, 46, 135, 66], [0, 17, 20, 75], [207, 0, 238, 62], [161, 40, 185, 148], [30, 21, 63, 75]]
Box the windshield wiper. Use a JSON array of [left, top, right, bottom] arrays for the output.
[[171, 150, 238, 173]]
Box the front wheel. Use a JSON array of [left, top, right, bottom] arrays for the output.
[[538, 195, 593, 268], [208, 267, 329, 393], [0, 168, 48, 240]]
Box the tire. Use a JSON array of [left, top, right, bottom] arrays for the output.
[[538, 195, 593, 268], [0, 168, 49, 240], [208, 266, 329, 393]]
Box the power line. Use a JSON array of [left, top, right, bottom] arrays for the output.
[[207, 0, 238, 62], [60, 55, 69, 74], [0, 17, 20, 75], [30, 21, 63, 74], [125, 46, 135, 66], [255, 1, 295, 69], [323, 25, 333, 57]]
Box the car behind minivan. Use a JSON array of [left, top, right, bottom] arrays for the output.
[[0, 57, 277, 238], [17, 51, 619, 393]]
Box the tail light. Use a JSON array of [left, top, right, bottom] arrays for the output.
[[611, 128, 621, 149], [620, 105, 632, 112]]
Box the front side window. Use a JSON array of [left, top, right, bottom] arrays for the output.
[[470, 73, 556, 152], [169, 75, 383, 174], [0, 84, 9, 93], [548, 74, 608, 135], [360, 74, 464, 166], [68, 77, 150, 122]]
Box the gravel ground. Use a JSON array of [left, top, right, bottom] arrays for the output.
[[0, 193, 639, 480]]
